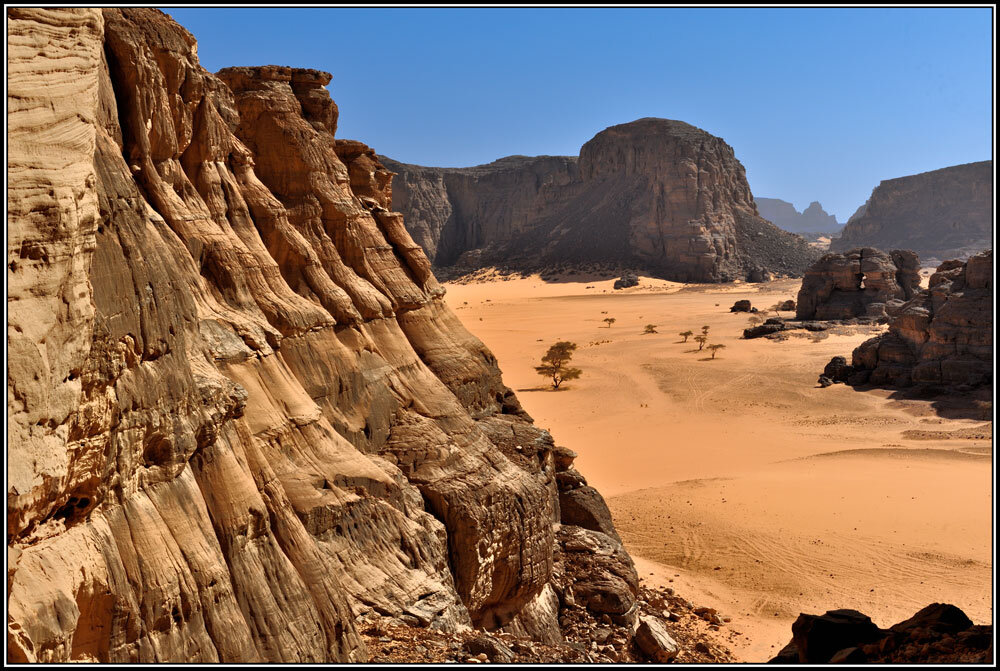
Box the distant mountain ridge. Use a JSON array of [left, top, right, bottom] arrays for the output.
[[755, 197, 843, 235]]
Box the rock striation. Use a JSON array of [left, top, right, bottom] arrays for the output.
[[755, 198, 843, 235], [832, 161, 993, 263], [827, 250, 993, 388], [6, 8, 647, 663], [384, 118, 819, 282], [769, 603, 993, 664], [795, 247, 920, 320]]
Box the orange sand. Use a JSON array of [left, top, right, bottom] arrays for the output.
[[444, 273, 992, 662]]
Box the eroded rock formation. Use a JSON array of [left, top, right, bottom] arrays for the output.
[[6, 8, 640, 663], [769, 603, 993, 664], [832, 161, 992, 263], [795, 247, 920, 320], [835, 250, 993, 388], [385, 119, 819, 282]]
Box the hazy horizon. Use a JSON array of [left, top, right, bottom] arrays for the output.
[[163, 7, 992, 221]]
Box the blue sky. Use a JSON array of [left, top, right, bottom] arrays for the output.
[[164, 7, 992, 221]]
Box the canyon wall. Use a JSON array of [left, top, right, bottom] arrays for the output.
[[832, 161, 992, 263], [7, 8, 628, 662], [386, 118, 819, 282]]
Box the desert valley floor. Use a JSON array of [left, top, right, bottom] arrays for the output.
[[442, 273, 992, 662]]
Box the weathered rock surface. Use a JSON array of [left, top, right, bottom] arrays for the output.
[[838, 250, 993, 388], [770, 603, 993, 664], [385, 118, 819, 282], [6, 8, 631, 663], [613, 271, 639, 290], [634, 616, 680, 662], [832, 161, 992, 263], [756, 198, 843, 235], [796, 247, 920, 320]]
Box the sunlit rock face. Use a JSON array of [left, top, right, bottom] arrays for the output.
[[7, 8, 582, 662], [385, 118, 819, 282]]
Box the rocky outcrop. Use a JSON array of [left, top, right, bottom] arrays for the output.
[[6, 8, 633, 663], [832, 161, 992, 263], [756, 198, 843, 234], [795, 247, 920, 320], [385, 119, 819, 282], [832, 250, 993, 388], [770, 603, 993, 664]]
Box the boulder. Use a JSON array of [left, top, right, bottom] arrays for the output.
[[789, 609, 882, 663], [464, 634, 515, 664], [559, 486, 621, 542], [613, 272, 640, 290], [730, 299, 753, 312], [890, 603, 973, 635], [634, 616, 680, 662]]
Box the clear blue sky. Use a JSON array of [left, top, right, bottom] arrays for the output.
[[163, 7, 992, 221]]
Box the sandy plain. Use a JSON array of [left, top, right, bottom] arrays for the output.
[[443, 271, 993, 662]]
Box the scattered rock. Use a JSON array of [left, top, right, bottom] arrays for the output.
[[634, 616, 680, 662]]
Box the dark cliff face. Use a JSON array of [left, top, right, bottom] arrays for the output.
[[386, 118, 820, 282], [7, 8, 630, 663], [832, 161, 993, 262]]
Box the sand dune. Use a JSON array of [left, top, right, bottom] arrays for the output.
[[443, 273, 992, 662]]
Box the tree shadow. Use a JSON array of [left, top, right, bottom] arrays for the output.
[[698, 357, 720, 362], [516, 386, 561, 392], [685, 348, 703, 354]]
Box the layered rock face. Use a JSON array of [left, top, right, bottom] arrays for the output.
[[755, 198, 843, 235], [7, 8, 631, 663], [386, 118, 819, 282], [844, 250, 993, 388], [832, 161, 993, 263], [795, 247, 921, 320]]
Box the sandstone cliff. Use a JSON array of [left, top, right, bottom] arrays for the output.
[[831, 161, 992, 263], [385, 119, 819, 282], [7, 8, 642, 662], [841, 250, 993, 389], [796, 247, 921, 321]]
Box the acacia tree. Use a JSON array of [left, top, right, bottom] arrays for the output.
[[748, 314, 765, 327], [603, 317, 616, 328], [768, 303, 784, 318], [701, 325, 710, 335], [694, 334, 708, 351], [679, 330, 694, 342], [535, 341, 583, 390], [644, 324, 658, 334], [707, 343, 726, 359]]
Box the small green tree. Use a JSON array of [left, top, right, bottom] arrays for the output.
[[707, 343, 726, 359], [644, 324, 658, 334], [603, 317, 616, 328], [694, 334, 708, 351], [534, 341, 583, 390], [679, 330, 694, 342]]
